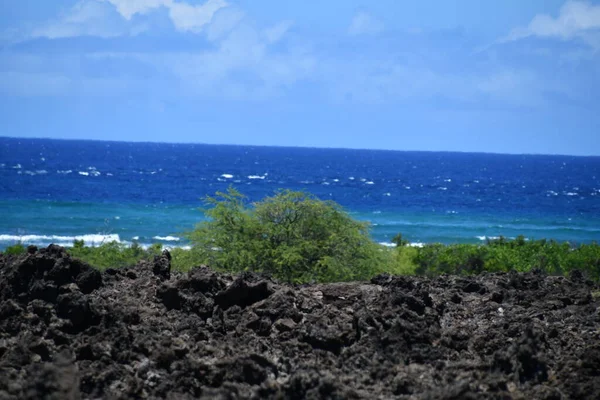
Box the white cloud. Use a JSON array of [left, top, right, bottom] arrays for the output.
[[30, 0, 229, 39], [32, 1, 127, 39], [105, 0, 228, 33], [348, 11, 384, 36], [263, 20, 294, 44], [205, 7, 245, 41], [503, 1, 600, 48], [103, 0, 172, 20], [168, 0, 228, 33]]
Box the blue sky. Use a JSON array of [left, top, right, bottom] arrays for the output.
[[1, 1, 599, 155]]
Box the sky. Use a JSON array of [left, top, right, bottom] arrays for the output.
[[0, 1, 599, 155]]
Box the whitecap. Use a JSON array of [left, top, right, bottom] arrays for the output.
[[132, 236, 140, 240], [404, 186, 411, 190], [322, 182, 330, 186], [444, 179, 452, 182], [383, 193, 391, 196], [438, 187, 447, 191], [564, 192, 578, 196], [332, 179, 339, 182], [248, 175, 266, 180], [0, 233, 120, 246], [365, 181, 374, 185], [349, 177, 355, 180], [40, 157, 45, 161], [106, 173, 113, 176], [78, 171, 89, 176], [476, 236, 501, 241], [57, 170, 72, 174], [221, 174, 233, 179], [153, 236, 180, 242], [12, 164, 21, 169]]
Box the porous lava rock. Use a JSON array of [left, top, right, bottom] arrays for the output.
[[1, 246, 599, 399]]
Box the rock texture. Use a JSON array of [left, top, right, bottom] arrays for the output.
[[1, 245, 599, 399]]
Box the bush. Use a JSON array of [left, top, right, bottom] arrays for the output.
[[187, 188, 390, 283], [68, 240, 163, 270], [4, 243, 26, 255]]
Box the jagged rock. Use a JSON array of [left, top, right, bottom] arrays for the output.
[[0, 247, 599, 399]]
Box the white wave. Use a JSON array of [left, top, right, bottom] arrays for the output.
[[90, 170, 101, 177], [132, 236, 140, 240], [378, 242, 425, 248], [349, 177, 355, 180], [564, 192, 578, 196], [248, 175, 266, 180], [221, 174, 233, 179], [332, 179, 339, 182], [153, 236, 180, 242], [57, 170, 72, 174], [78, 171, 89, 176], [476, 236, 501, 241], [0, 233, 120, 245]]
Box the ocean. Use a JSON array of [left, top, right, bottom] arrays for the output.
[[1, 137, 599, 250]]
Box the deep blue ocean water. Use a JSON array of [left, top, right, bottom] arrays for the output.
[[1, 137, 599, 249]]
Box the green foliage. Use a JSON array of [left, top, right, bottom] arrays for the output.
[[4, 243, 26, 255], [187, 188, 390, 283], [392, 233, 409, 247], [68, 240, 163, 270], [413, 237, 600, 280]]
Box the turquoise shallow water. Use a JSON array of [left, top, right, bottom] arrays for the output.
[[1, 138, 599, 249]]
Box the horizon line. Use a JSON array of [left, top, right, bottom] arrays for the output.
[[1, 135, 599, 158]]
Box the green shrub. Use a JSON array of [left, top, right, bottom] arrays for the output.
[[4, 243, 26, 255], [187, 188, 390, 283], [68, 240, 163, 270]]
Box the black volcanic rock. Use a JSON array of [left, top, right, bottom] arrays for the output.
[[0, 246, 599, 399]]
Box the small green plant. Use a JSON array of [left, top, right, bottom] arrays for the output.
[[4, 243, 26, 255]]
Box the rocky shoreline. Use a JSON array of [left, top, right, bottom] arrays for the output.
[[1, 245, 599, 399]]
